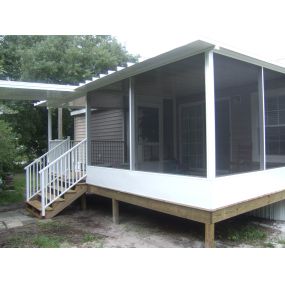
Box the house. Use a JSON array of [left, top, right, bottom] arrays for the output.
[[1, 40, 285, 247]]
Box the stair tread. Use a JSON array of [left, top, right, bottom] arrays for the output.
[[39, 192, 65, 202], [48, 185, 75, 193], [27, 200, 53, 211]]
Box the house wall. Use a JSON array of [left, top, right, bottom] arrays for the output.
[[90, 109, 124, 141], [74, 110, 124, 141], [74, 114, 86, 141]]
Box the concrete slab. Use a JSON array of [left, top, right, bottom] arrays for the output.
[[0, 222, 6, 230], [0, 209, 36, 229], [4, 219, 23, 229]]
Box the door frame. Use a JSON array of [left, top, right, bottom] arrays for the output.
[[178, 101, 206, 172], [135, 101, 163, 167]]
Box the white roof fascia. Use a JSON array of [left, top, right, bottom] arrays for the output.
[[34, 100, 47, 106], [70, 108, 86, 116], [75, 40, 215, 93], [0, 80, 84, 106], [75, 40, 285, 95], [214, 46, 285, 74], [0, 80, 77, 92]]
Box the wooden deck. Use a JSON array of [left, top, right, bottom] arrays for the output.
[[84, 184, 285, 247]]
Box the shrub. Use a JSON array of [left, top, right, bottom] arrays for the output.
[[0, 119, 18, 178]]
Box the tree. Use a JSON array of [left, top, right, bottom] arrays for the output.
[[0, 120, 18, 176], [0, 35, 139, 159]]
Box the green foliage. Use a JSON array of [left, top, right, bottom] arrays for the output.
[[0, 173, 25, 205], [4, 234, 62, 248], [0, 35, 139, 159], [32, 235, 62, 248], [0, 120, 18, 175], [224, 224, 267, 243], [83, 233, 97, 242]]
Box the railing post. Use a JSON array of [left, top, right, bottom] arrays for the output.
[[41, 171, 45, 217], [26, 167, 29, 201]]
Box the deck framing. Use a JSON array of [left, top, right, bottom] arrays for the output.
[[85, 184, 285, 247]]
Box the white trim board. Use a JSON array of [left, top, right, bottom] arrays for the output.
[[86, 166, 285, 211]]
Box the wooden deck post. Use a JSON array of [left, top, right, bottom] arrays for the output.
[[205, 223, 215, 248], [112, 198, 119, 224], [81, 194, 87, 211]]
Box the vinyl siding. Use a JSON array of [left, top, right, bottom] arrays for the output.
[[90, 109, 124, 140], [74, 115, 86, 141]]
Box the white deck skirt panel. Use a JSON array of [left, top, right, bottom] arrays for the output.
[[87, 166, 285, 211], [87, 166, 213, 210], [212, 167, 285, 209]]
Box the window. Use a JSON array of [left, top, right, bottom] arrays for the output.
[[266, 95, 285, 155]]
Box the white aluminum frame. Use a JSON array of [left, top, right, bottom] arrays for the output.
[[205, 50, 216, 179]]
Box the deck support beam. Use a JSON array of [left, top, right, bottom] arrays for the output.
[[112, 198, 119, 224], [81, 194, 87, 211], [205, 223, 215, 248]]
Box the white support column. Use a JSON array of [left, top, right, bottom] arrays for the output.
[[48, 108, 52, 150], [58, 107, 63, 140], [129, 77, 135, 170], [86, 94, 92, 165], [258, 67, 266, 170], [205, 50, 216, 179]]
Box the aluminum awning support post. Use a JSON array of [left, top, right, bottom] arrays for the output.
[[58, 108, 63, 140], [48, 108, 52, 150]]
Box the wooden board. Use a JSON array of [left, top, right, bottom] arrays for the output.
[[87, 185, 212, 224], [212, 189, 285, 223]]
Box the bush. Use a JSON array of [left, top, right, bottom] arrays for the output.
[[0, 119, 18, 178]]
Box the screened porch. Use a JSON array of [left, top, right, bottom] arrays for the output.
[[86, 51, 285, 178]]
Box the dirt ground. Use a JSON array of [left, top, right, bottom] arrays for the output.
[[1, 194, 285, 248]]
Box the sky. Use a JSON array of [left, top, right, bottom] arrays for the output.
[[1, 0, 285, 66], [111, 0, 285, 65]]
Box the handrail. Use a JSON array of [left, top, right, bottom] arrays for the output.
[[39, 139, 87, 174], [24, 138, 69, 170], [25, 137, 71, 201], [39, 138, 87, 216]]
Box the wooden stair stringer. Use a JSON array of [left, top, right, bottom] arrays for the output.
[[44, 184, 88, 219]]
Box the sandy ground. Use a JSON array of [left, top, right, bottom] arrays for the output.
[[1, 194, 285, 248]]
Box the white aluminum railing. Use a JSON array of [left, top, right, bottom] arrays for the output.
[[49, 139, 65, 151], [25, 137, 71, 201], [39, 139, 87, 216]]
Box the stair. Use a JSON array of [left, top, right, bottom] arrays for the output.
[[25, 138, 87, 219], [26, 182, 88, 219]]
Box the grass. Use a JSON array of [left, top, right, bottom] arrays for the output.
[[0, 173, 25, 205], [4, 234, 62, 248], [32, 235, 62, 248], [83, 233, 98, 242], [38, 220, 68, 231], [227, 225, 266, 243]]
